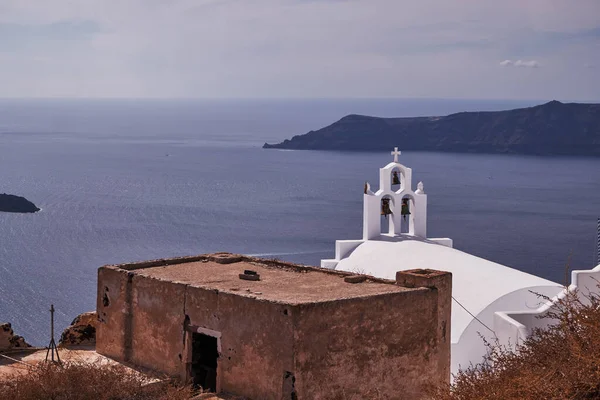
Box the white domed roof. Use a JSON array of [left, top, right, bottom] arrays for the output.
[[334, 236, 563, 373], [336, 236, 559, 341], [321, 149, 565, 373]]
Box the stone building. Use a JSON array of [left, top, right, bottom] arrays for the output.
[[96, 252, 451, 400]]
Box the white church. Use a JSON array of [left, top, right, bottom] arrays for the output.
[[321, 147, 600, 375]]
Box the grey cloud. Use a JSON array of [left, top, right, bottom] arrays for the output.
[[0, 20, 100, 38], [0, 20, 101, 52], [0, 0, 597, 99], [500, 59, 540, 68]]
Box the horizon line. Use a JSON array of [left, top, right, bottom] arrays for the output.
[[1, 96, 598, 103]]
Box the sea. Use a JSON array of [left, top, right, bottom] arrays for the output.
[[0, 98, 599, 345]]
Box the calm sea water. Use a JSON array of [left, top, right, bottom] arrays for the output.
[[1, 98, 599, 345]]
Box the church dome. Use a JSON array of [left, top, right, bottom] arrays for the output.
[[334, 236, 562, 374]]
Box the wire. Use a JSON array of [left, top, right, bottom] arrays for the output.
[[452, 296, 497, 336], [0, 353, 34, 368]]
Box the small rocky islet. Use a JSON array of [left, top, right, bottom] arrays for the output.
[[0, 193, 40, 213]]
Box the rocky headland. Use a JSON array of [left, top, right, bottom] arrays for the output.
[[59, 311, 98, 348], [0, 311, 97, 354], [0, 323, 31, 352], [263, 101, 600, 156], [0, 194, 40, 213]]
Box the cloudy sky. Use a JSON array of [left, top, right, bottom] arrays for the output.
[[0, 0, 599, 100]]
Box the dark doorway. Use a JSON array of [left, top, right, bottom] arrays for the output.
[[191, 333, 218, 392]]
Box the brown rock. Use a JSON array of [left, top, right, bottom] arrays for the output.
[[0, 322, 31, 352], [59, 311, 98, 347]]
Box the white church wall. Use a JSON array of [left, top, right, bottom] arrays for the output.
[[335, 240, 365, 261], [453, 285, 562, 375], [429, 238, 453, 248], [493, 264, 600, 351], [321, 259, 339, 269], [494, 311, 527, 348], [363, 193, 382, 240], [321, 240, 366, 269], [412, 193, 427, 237]]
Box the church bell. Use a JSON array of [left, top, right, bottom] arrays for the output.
[[401, 199, 411, 219], [381, 198, 392, 218], [392, 171, 400, 186]]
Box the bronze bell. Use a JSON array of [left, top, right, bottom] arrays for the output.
[[392, 171, 400, 186], [381, 198, 392, 217], [401, 199, 411, 220]]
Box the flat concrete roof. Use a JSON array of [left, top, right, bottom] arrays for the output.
[[106, 253, 413, 304]]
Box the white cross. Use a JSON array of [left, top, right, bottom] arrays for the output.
[[391, 147, 401, 163]]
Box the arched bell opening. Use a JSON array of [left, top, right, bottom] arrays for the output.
[[390, 166, 406, 193], [400, 195, 415, 234], [380, 196, 395, 235]]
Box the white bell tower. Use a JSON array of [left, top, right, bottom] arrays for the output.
[[321, 147, 452, 270], [363, 147, 427, 239]]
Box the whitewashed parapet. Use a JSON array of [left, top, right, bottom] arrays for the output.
[[494, 264, 600, 349]]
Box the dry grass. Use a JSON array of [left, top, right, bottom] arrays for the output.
[[0, 361, 196, 400], [434, 287, 600, 400]]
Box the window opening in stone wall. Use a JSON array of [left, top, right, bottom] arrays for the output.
[[191, 333, 218, 392]]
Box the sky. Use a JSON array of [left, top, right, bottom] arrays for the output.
[[0, 0, 599, 100]]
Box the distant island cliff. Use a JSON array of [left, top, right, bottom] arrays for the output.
[[263, 101, 600, 156], [0, 194, 40, 213]]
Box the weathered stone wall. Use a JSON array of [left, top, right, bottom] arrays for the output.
[[128, 274, 187, 376], [184, 285, 294, 400], [0, 322, 30, 352], [292, 288, 445, 400], [396, 269, 452, 383], [97, 266, 294, 399], [96, 266, 130, 360], [97, 267, 188, 376]]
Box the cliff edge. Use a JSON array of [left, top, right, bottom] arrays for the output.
[[263, 101, 600, 156], [59, 311, 98, 348], [0, 322, 31, 352]]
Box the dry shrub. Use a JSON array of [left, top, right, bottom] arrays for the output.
[[0, 361, 195, 400], [435, 287, 600, 400]]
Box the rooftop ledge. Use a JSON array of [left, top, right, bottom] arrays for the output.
[[101, 253, 449, 305]]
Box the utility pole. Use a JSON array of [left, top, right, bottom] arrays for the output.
[[45, 304, 61, 364]]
